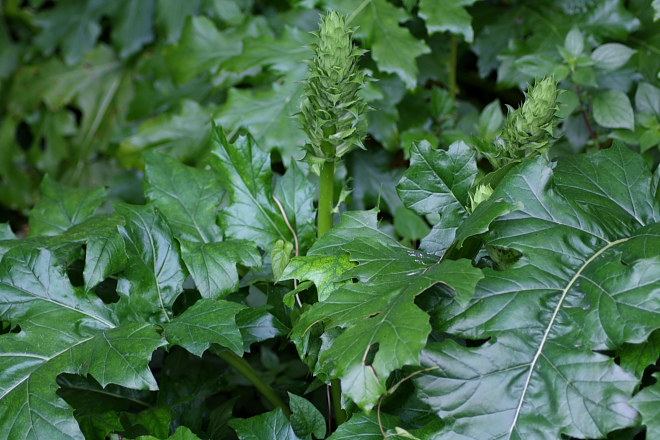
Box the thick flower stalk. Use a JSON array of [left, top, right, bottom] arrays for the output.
[[298, 11, 368, 175]]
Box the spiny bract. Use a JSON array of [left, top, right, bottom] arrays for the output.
[[298, 11, 368, 174]]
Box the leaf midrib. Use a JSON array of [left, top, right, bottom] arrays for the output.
[[507, 236, 629, 438]]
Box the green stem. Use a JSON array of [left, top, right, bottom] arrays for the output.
[[331, 378, 347, 425], [316, 137, 346, 424], [218, 350, 291, 418], [449, 34, 459, 105], [317, 139, 336, 238]]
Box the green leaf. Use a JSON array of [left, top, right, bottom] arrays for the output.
[[293, 233, 483, 410], [231, 408, 303, 440], [452, 195, 521, 249], [397, 140, 478, 255], [163, 299, 245, 356], [394, 206, 431, 241], [288, 393, 326, 439], [214, 69, 308, 159], [307, 210, 390, 257], [327, 412, 401, 439], [630, 376, 660, 440], [119, 100, 215, 168], [398, 140, 476, 216], [222, 26, 314, 77], [619, 330, 660, 379], [136, 426, 202, 440], [144, 151, 224, 243], [513, 54, 564, 78], [272, 240, 294, 281], [10, 45, 131, 164], [564, 26, 584, 57], [273, 161, 316, 253], [67, 215, 129, 292], [280, 254, 355, 301], [29, 175, 106, 236], [346, 149, 406, 213], [654, 0, 660, 21], [325, 0, 430, 89], [55, 374, 150, 438], [591, 43, 636, 71], [125, 406, 171, 438], [0, 246, 115, 332], [236, 306, 288, 350], [78, 412, 124, 440], [572, 66, 597, 86], [111, 0, 155, 58], [418, 0, 479, 43], [415, 145, 660, 439], [593, 89, 635, 130], [635, 82, 660, 117], [0, 246, 166, 439], [179, 239, 260, 299], [155, 0, 202, 43], [476, 99, 504, 139], [0, 224, 15, 240], [208, 126, 292, 250], [32, 0, 111, 65], [115, 203, 186, 323], [165, 15, 242, 84]]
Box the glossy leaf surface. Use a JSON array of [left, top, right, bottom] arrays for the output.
[[0, 248, 165, 440], [397, 140, 477, 255], [208, 126, 293, 250], [415, 144, 660, 439], [292, 211, 483, 410], [144, 151, 224, 243]]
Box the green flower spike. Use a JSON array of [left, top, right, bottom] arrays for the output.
[[502, 76, 562, 161], [298, 11, 369, 175]]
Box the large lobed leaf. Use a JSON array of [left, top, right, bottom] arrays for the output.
[[415, 144, 660, 439], [0, 247, 166, 440], [291, 211, 483, 410], [1, 172, 255, 438], [208, 126, 315, 253], [29, 175, 107, 237], [397, 140, 478, 256], [214, 70, 308, 161]]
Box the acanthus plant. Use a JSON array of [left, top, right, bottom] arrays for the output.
[[1, 11, 660, 440]]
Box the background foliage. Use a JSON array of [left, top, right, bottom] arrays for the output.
[[1, 0, 660, 439]]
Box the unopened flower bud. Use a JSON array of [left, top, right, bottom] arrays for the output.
[[502, 77, 562, 161], [469, 184, 494, 213], [298, 11, 369, 174]]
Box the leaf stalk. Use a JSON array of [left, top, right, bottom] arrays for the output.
[[217, 350, 291, 418]]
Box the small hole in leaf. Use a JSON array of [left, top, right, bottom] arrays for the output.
[[466, 337, 491, 348], [66, 260, 85, 287], [16, 121, 33, 152], [66, 105, 83, 126], [487, 246, 523, 271], [367, 311, 381, 319], [172, 289, 202, 316], [0, 322, 21, 335], [94, 277, 120, 304], [594, 349, 616, 358], [364, 342, 379, 366]]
